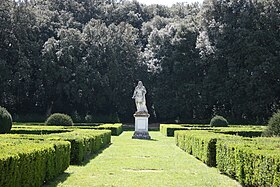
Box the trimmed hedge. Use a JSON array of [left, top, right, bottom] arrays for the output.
[[12, 125, 66, 130], [175, 130, 239, 166], [160, 124, 187, 137], [0, 139, 70, 187], [69, 123, 123, 136], [47, 130, 111, 164], [11, 123, 123, 136], [175, 130, 280, 186], [160, 124, 211, 137], [10, 129, 71, 135], [213, 127, 264, 137], [9, 125, 72, 135], [96, 123, 123, 136], [217, 139, 280, 186], [1, 129, 111, 165], [216, 130, 262, 137]]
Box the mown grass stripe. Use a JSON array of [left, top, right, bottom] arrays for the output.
[[45, 132, 241, 187]]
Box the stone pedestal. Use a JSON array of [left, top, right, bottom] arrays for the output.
[[132, 112, 151, 140]]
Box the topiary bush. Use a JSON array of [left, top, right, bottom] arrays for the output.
[[46, 113, 73, 126], [0, 106, 13, 133], [263, 110, 280, 137], [210, 115, 228, 127]]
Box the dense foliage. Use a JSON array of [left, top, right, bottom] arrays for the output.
[[210, 115, 228, 127], [263, 110, 280, 137], [0, 106, 13, 133], [0, 0, 279, 124], [46, 113, 74, 126]]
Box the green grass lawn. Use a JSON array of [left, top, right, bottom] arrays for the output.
[[44, 131, 240, 187]]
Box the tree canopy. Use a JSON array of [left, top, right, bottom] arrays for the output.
[[0, 0, 279, 124]]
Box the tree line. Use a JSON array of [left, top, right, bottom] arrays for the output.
[[0, 0, 279, 124]]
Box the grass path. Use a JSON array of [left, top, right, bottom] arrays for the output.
[[46, 132, 241, 187]]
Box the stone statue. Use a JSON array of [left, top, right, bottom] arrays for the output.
[[132, 81, 148, 113], [132, 81, 151, 139]]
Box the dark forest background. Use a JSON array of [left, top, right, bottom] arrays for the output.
[[0, 0, 279, 124]]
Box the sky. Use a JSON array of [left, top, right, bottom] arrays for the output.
[[136, 0, 203, 6]]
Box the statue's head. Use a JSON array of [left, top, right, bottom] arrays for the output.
[[138, 81, 143, 87]]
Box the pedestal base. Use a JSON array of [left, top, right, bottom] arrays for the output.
[[132, 131, 151, 140], [132, 112, 151, 140]]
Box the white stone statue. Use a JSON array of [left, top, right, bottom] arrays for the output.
[[132, 81, 148, 113]]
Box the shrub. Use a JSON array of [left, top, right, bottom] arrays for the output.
[[1, 128, 112, 165], [0, 139, 70, 187], [175, 130, 239, 166], [263, 110, 280, 137], [46, 113, 73, 126], [48, 130, 111, 164], [216, 139, 280, 186], [210, 115, 228, 127], [175, 129, 280, 186], [0, 106, 13, 134]]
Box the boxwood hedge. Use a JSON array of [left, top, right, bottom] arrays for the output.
[[47, 130, 111, 164], [1, 129, 111, 165], [213, 126, 264, 137], [160, 124, 211, 137], [96, 123, 123, 136], [69, 123, 123, 136], [175, 130, 280, 186], [175, 130, 240, 166], [0, 139, 70, 187], [217, 139, 280, 186], [13, 123, 123, 136]]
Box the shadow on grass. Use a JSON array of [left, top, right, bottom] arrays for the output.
[[43, 144, 112, 186], [141, 138, 158, 141], [42, 172, 71, 187], [132, 138, 158, 141], [79, 143, 112, 166]]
